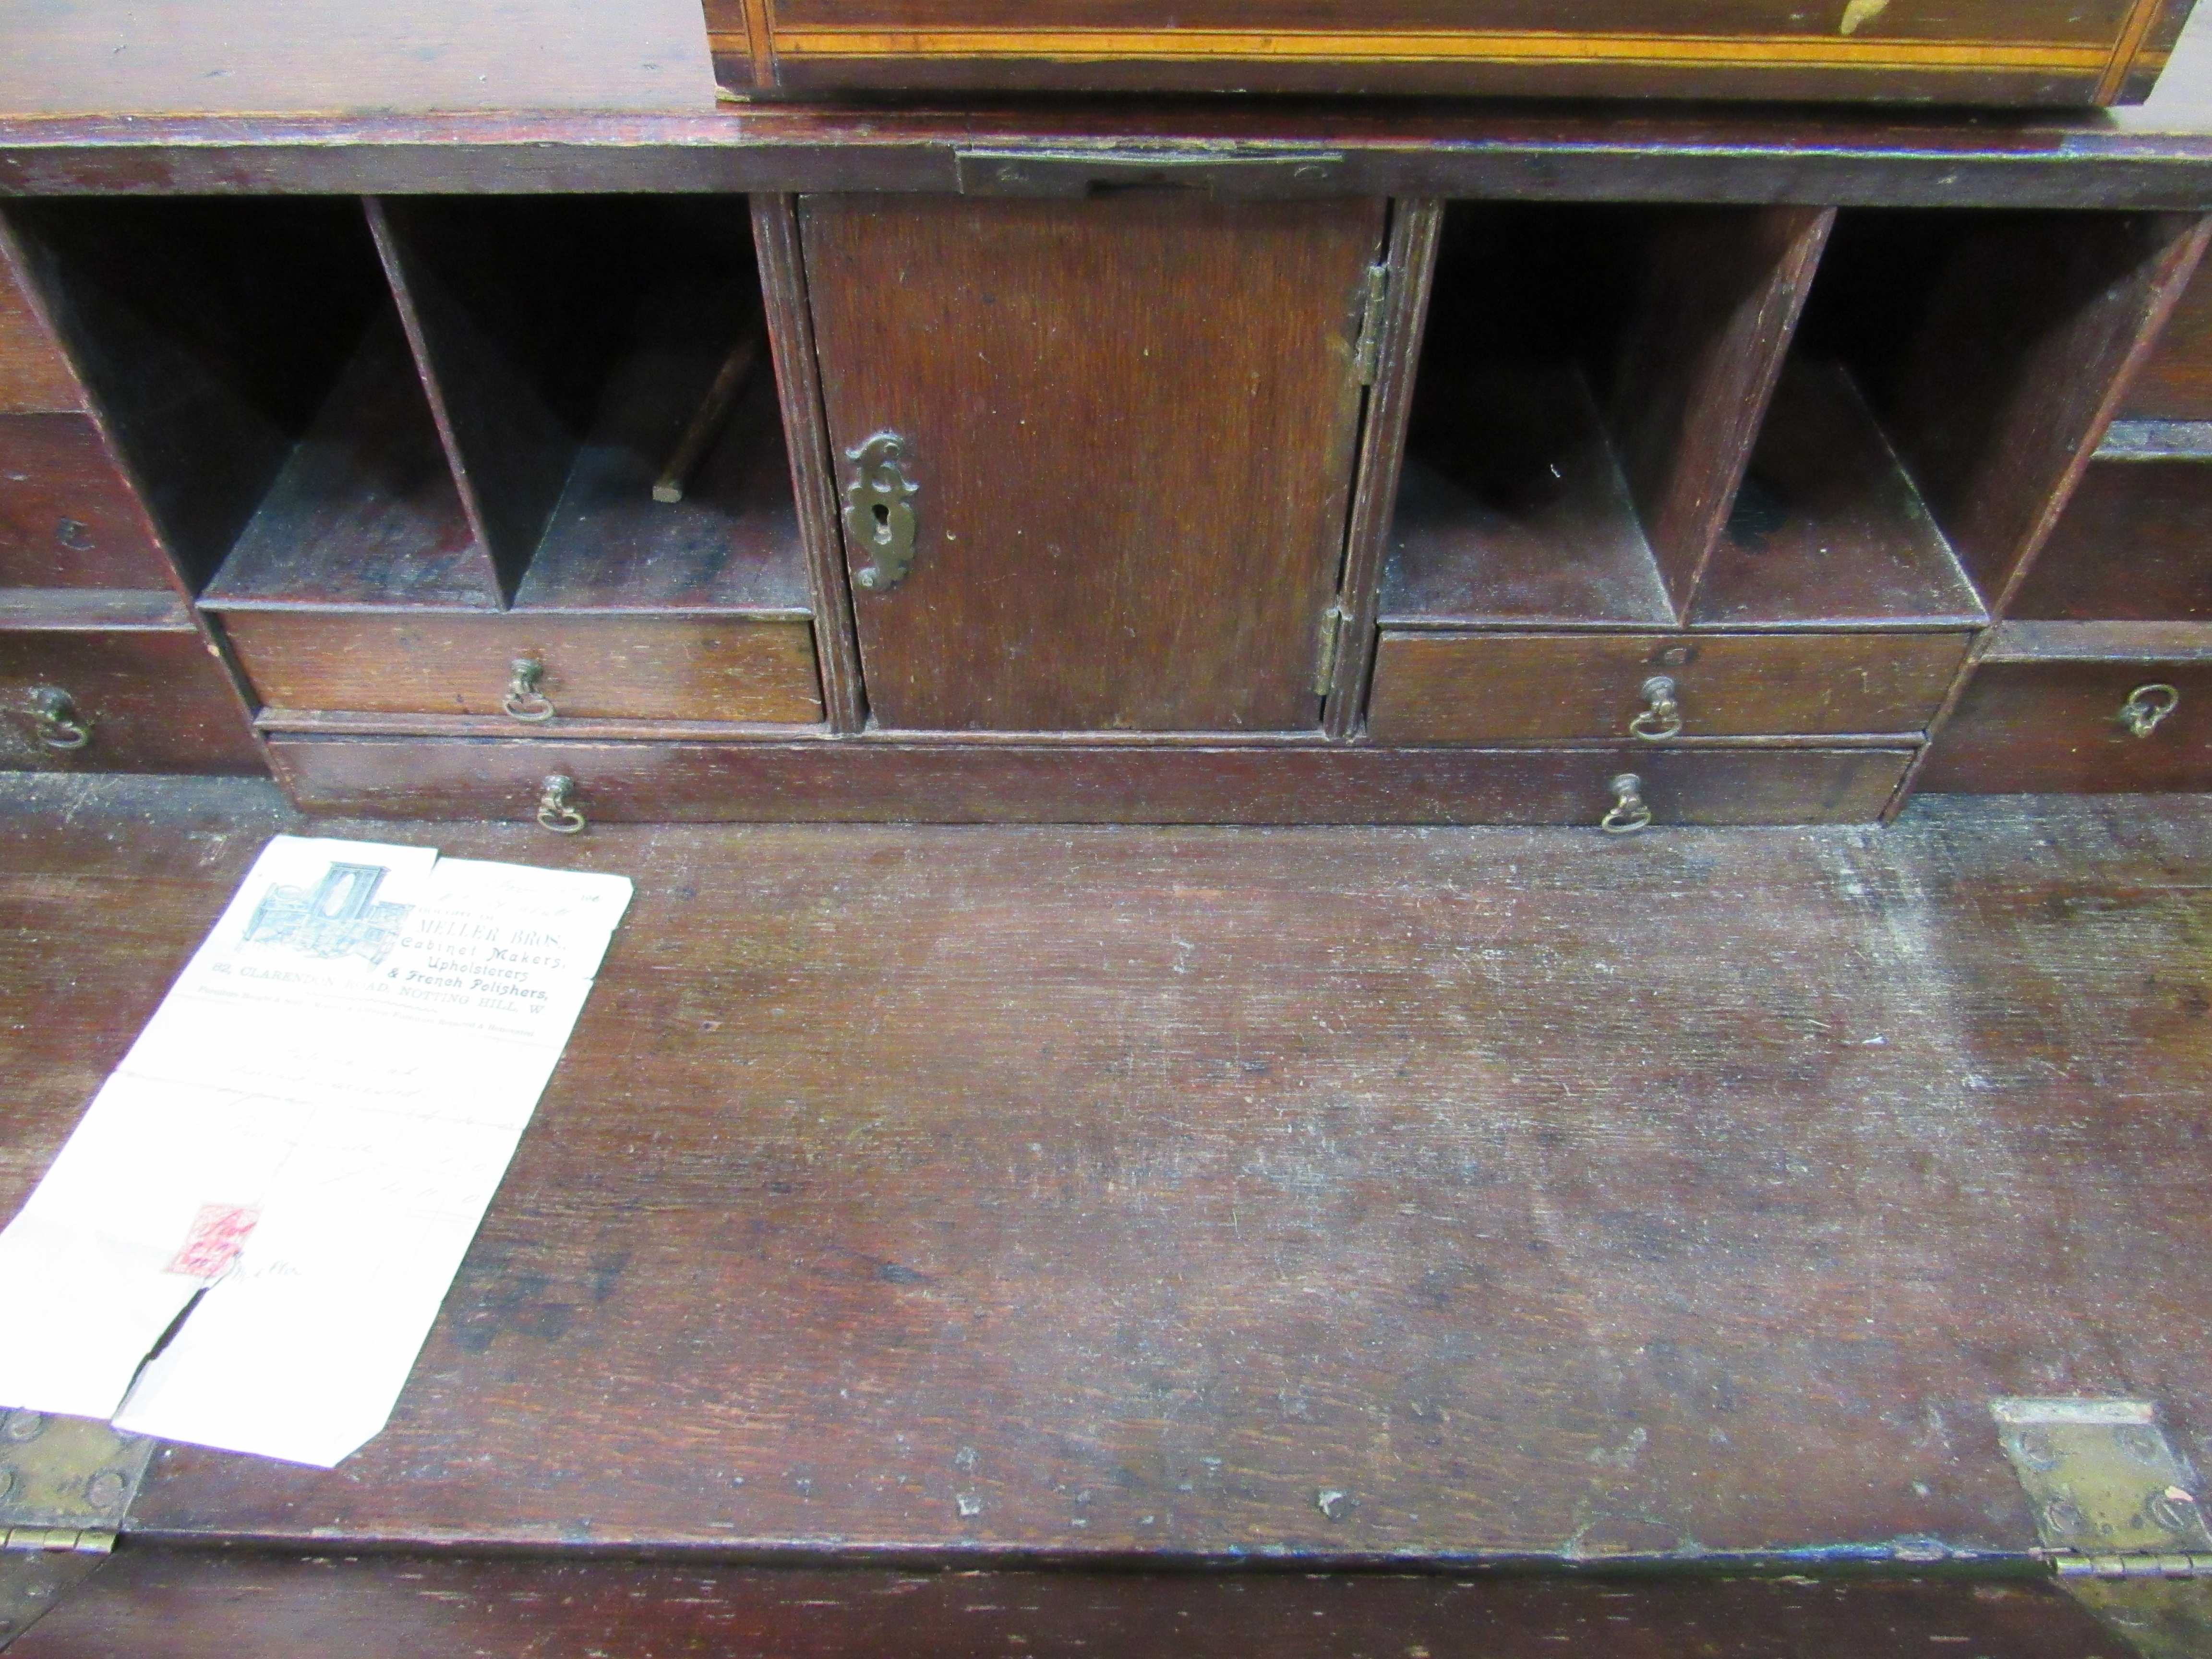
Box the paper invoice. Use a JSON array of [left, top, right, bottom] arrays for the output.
[[0, 835, 631, 1467]]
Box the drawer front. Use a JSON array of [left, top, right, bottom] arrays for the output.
[[1367, 630, 1972, 744], [0, 629, 261, 774], [1916, 660, 2212, 793], [0, 266, 80, 414], [0, 413, 169, 587], [267, 737, 1911, 826], [221, 613, 825, 725], [714, 0, 2167, 103]]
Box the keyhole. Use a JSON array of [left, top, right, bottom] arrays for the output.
[[871, 501, 890, 543]]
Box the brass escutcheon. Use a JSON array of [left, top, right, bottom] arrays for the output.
[[2119, 683, 2179, 739], [503, 658, 556, 723], [536, 774, 586, 835], [844, 432, 919, 592], [1629, 674, 1683, 742], [1601, 772, 1652, 835], [27, 686, 90, 752]]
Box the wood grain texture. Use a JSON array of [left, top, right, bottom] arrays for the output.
[[1366, 629, 1971, 743], [1, 781, 2208, 1562], [0, 629, 263, 773], [1608, 205, 1832, 618], [222, 612, 823, 724], [1916, 657, 2212, 790], [1688, 358, 1986, 629], [260, 736, 1910, 824], [0, 413, 170, 589], [800, 192, 1383, 731], [1865, 208, 2212, 612], [0, 251, 80, 414], [2120, 256, 2212, 418], [7, 1552, 2129, 1659], [2009, 456, 2212, 621]]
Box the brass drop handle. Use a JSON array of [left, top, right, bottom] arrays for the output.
[[2119, 683, 2179, 739], [536, 774, 586, 835], [503, 658, 556, 723], [844, 432, 919, 592], [28, 685, 91, 752], [1629, 674, 1683, 741], [1601, 772, 1652, 836]]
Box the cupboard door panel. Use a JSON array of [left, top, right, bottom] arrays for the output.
[[0, 413, 169, 587], [800, 192, 1385, 732]]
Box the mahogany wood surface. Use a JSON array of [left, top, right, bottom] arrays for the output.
[[0, 778, 2208, 1563], [7, 1551, 2129, 1659], [1687, 358, 1985, 630], [223, 612, 823, 724], [261, 736, 1911, 824], [1917, 658, 2212, 791], [0, 630, 263, 773], [0, 257, 80, 414], [1366, 629, 1970, 744], [15, 108, 2212, 212], [801, 192, 1382, 732], [2009, 456, 2212, 621], [2120, 254, 2212, 416], [0, 414, 170, 589], [1607, 205, 1830, 617]]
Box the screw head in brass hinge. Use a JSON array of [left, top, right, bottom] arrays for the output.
[[1353, 264, 1390, 386], [0, 1411, 154, 1647]]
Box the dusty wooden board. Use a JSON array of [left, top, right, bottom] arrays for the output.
[[1, 778, 2211, 1563], [4, 1551, 2128, 1659]]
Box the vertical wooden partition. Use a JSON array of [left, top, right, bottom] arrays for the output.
[[799, 191, 1388, 733]]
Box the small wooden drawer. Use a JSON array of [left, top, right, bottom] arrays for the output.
[[0, 414, 169, 587], [0, 268, 81, 414], [0, 628, 261, 774], [1916, 659, 2212, 793], [218, 611, 825, 725], [1367, 630, 1972, 744]]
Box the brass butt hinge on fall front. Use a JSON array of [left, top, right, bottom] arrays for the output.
[[0, 1412, 154, 1649], [1993, 1398, 2212, 1659], [1353, 264, 1390, 386]]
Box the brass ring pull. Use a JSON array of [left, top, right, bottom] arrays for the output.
[[503, 658, 556, 723], [1601, 772, 1652, 836], [536, 774, 586, 835], [1629, 675, 1683, 742], [2119, 683, 2179, 739], [28, 685, 91, 752]]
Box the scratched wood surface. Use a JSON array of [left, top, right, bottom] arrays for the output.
[[6, 1552, 2129, 1659], [3, 778, 2212, 1563]]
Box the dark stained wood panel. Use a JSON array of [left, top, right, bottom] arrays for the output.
[[261, 736, 1910, 824], [800, 192, 1383, 731], [1608, 205, 1831, 618], [2120, 257, 2212, 421], [0, 630, 261, 773], [2009, 457, 2212, 621], [0, 252, 80, 414], [1689, 359, 1985, 629], [0, 781, 2203, 1561], [222, 611, 823, 724], [8, 1551, 2129, 1659], [1367, 629, 1971, 743], [0, 413, 172, 589]]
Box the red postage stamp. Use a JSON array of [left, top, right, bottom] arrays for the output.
[[167, 1203, 262, 1279]]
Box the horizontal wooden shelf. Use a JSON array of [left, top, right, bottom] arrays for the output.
[[1984, 618, 2212, 661], [0, 587, 192, 630]]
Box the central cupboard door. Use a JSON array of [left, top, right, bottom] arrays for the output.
[[800, 193, 1388, 730]]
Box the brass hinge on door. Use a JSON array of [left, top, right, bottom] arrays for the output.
[[1313, 604, 1347, 697], [1994, 1398, 2212, 1659], [0, 1413, 154, 1650], [1353, 264, 1390, 386]]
